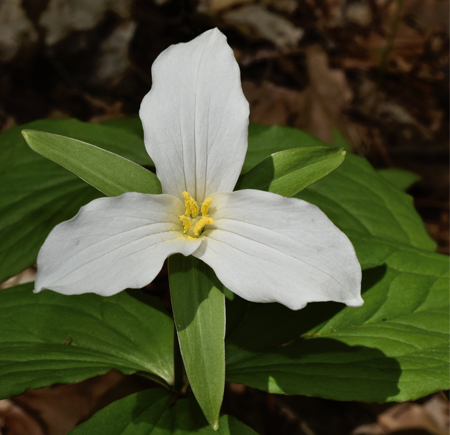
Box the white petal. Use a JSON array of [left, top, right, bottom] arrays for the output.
[[35, 193, 200, 296], [193, 190, 363, 310], [139, 28, 249, 204]]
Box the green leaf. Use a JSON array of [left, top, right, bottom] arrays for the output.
[[0, 119, 150, 282], [0, 283, 174, 399], [235, 146, 345, 197], [225, 248, 449, 402], [243, 124, 327, 172], [377, 168, 421, 191], [69, 389, 258, 435], [296, 153, 436, 256], [101, 117, 145, 139], [344, 230, 435, 271], [228, 123, 445, 403], [243, 124, 434, 265], [169, 255, 225, 430], [28, 119, 150, 165], [22, 130, 161, 197]]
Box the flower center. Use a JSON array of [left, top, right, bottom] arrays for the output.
[[179, 192, 214, 238]]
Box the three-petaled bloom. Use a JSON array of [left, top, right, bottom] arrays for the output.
[[35, 28, 363, 311]]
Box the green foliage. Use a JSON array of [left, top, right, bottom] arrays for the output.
[[225, 248, 449, 402], [0, 119, 448, 431], [22, 130, 161, 197], [101, 117, 145, 139], [0, 283, 174, 398], [296, 154, 436, 259], [377, 168, 421, 191], [244, 124, 326, 172], [224, 124, 448, 402], [169, 255, 226, 430], [69, 389, 257, 435], [235, 146, 345, 197], [0, 119, 150, 282], [247, 125, 434, 249]]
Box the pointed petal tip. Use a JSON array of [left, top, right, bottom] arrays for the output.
[[287, 294, 363, 311], [347, 296, 364, 307], [202, 27, 226, 41], [288, 301, 308, 311]]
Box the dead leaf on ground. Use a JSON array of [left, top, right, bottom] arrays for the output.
[[223, 4, 304, 52], [0, 0, 38, 62], [39, 0, 132, 46], [0, 400, 44, 435], [242, 43, 353, 144]]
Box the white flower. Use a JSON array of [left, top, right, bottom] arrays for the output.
[[35, 29, 363, 310]]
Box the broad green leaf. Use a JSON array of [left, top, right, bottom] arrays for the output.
[[0, 283, 174, 399], [243, 124, 435, 263], [345, 230, 435, 270], [22, 130, 161, 197], [102, 117, 145, 139], [377, 168, 421, 191], [70, 389, 257, 435], [0, 119, 150, 282], [296, 153, 436, 255], [225, 248, 449, 402], [243, 124, 326, 172], [169, 255, 225, 430], [235, 146, 345, 197]]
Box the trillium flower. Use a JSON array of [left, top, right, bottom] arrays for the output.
[[35, 28, 363, 311]]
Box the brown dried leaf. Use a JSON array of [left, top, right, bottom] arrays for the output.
[[223, 5, 304, 52], [0, 400, 44, 435], [0, 0, 38, 62], [12, 371, 147, 435], [39, 0, 132, 46], [197, 0, 253, 13]]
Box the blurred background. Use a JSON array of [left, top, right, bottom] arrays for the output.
[[0, 0, 448, 434]]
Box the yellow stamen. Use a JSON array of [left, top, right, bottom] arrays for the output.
[[193, 216, 214, 236], [201, 198, 212, 216], [179, 191, 214, 238], [179, 215, 191, 232], [182, 191, 199, 217]]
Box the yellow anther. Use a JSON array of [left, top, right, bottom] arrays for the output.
[[179, 192, 214, 238], [201, 198, 212, 216], [193, 216, 214, 236], [182, 191, 199, 217], [179, 215, 191, 233]]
